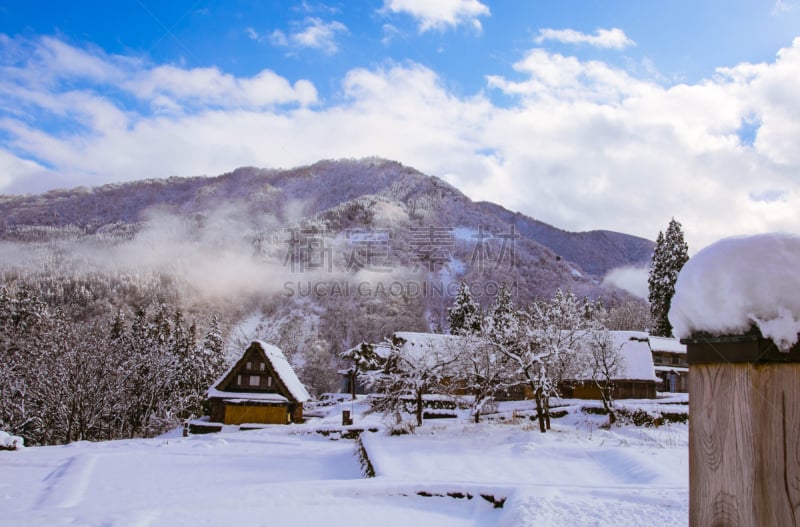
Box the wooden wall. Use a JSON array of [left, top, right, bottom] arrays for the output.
[[560, 380, 657, 400], [690, 361, 800, 525], [223, 404, 288, 425]]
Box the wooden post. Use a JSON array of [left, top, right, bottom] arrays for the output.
[[342, 410, 352, 426], [686, 334, 800, 526]]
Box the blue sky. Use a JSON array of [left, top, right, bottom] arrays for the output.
[[2, 0, 800, 251], [4, 1, 798, 96]]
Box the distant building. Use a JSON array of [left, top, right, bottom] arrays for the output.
[[343, 330, 662, 401], [649, 335, 688, 393], [207, 341, 310, 425], [559, 331, 660, 400]]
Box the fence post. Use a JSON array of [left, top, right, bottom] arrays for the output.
[[685, 334, 800, 526]]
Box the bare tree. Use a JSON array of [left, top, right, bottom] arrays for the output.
[[489, 288, 588, 433], [454, 335, 514, 423], [585, 324, 623, 425], [364, 334, 461, 428]]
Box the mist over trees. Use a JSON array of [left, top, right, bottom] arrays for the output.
[[0, 158, 655, 444]]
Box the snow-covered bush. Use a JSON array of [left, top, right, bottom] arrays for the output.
[[0, 431, 24, 450]]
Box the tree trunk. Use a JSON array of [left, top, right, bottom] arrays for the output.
[[597, 381, 617, 426], [350, 370, 357, 401], [534, 389, 546, 433], [607, 408, 617, 426], [544, 397, 551, 430], [415, 391, 423, 427]]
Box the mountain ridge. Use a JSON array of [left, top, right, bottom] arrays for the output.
[[0, 158, 653, 279]]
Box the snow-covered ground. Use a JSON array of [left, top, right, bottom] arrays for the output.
[[0, 397, 688, 526]]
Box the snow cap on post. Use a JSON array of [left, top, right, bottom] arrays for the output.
[[669, 233, 800, 351]]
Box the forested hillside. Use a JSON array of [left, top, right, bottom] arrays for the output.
[[0, 158, 654, 445]]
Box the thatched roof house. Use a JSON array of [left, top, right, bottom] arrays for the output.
[[560, 331, 660, 399], [208, 341, 310, 425]]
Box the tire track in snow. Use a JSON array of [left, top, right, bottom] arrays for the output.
[[35, 454, 98, 509]]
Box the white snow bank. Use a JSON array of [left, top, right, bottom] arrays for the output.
[[0, 430, 23, 450], [669, 233, 800, 351]]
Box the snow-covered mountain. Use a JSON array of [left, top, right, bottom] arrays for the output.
[[0, 158, 653, 278], [0, 158, 654, 398]]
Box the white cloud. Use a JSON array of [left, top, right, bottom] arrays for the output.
[[0, 149, 48, 190], [126, 66, 318, 110], [296, 1, 340, 15], [269, 30, 289, 47], [773, 0, 794, 15], [4, 35, 800, 253], [535, 28, 635, 49], [603, 266, 649, 298], [271, 17, 349, 54], [293, 17, 348, 53], [381, 24, 403, 46], [380, 0, 490, 33]]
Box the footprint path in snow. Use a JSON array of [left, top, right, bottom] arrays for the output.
[[36, 454, 98, 509]]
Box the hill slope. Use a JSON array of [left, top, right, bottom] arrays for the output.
[[0, 158, 655, 399], [0, 158, 653, 278]]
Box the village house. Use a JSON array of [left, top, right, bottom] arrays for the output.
[[207, 341, 310, 425], [343, 330, 661, 401], [649, 335, 688, 393], [559, 331, 660, 400]]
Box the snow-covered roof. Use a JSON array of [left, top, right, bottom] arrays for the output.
[[382, 330, 657, 382], [610, 331, 659, 382], [669, 233, 800, 351], [255, 341, 311, 403], [208, 341, 310, 403], [343, 341, 393, 360], [390, 331, 476, 365], [647, 336, 686, 355]]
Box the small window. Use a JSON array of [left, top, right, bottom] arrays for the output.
[[236, 374, 242, 385], [267, 376, 272, 387], [246, 361, 252, 370], [249, 375, 260, 386], [672, 355, 681, 365], [260, 362, 265, 371]]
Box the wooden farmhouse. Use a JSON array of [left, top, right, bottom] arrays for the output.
[[207, 341, 310, 425], [649, 335, 688, 393], [559, 331, 660, 400], [340, 331, 534, 400], [342, 330, 660, 401]]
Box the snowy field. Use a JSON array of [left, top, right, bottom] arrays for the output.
[[0, 398, 688, 526]]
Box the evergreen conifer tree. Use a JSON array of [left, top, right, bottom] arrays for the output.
[[447, 282, 482, 335], [486, 283, 518, 347], [647, 218, 689, 337]]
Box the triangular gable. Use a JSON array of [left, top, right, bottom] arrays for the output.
[[209, 341, 310, 403]]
